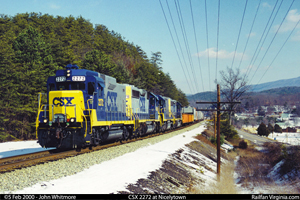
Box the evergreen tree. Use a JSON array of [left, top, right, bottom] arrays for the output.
[[220, 119, 238, 140], [83, 49, 115, 76], [257, 122, 270, 137], [11, 26, 57, 139], [0, 13, 188, 141], [150, 51, 162, 70], [274, 124, 282, 133], [268, 123, 274, 135]]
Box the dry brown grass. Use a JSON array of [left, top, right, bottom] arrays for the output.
[[195, 134, 217, 150], [235, 147, 271, 187], [201, 128, 215, 139], [188, 160, 237, 194], [235, 142, 300, 194], [189, 127, 300, 194], [194, 133, 233, 162]]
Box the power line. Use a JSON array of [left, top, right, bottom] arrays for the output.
[[239, 0, 262, 77], [215, 0, 220, 83], [249, 0, 295, 85], [230, 0, 248, 70], [204, 0, 211, 91], [244, 0, 280, 81], [158, 0, 298, 96], [248, 0, 284, 83], [158, 0, 194, 95], [165, 0, 195, 94], [254, 14, 300, 89], [175, 0, 200, 93], [189, 0, 205, 92]]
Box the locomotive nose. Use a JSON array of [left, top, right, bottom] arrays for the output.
[[49, 90, 85, 124]]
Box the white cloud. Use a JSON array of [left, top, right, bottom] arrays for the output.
[[194, 48, 248, 60], [262, 2, 272, 9], [247, 32, 256, 38], [49, 3, 60, 9], [274, 9, 300, 33]]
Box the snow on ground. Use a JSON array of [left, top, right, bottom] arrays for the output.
[[242, 125, 300, 146], [221, 143, 234, 153], [11, 125, 205, 194], [0, 140, 55, 158], [179, 146, 219, 187], [268, 132, 300, 145]]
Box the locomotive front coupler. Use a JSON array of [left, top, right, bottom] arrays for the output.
[[54, 116, 70, 139], [55, 119, 62, 139]]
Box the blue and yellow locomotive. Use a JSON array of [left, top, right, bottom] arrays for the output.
[[36, 64, 183, 149]]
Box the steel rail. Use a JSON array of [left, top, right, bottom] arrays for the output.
[[0, 121, 201, 174]]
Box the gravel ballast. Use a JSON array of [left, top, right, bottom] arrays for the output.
[[0, 123, 203, 193]]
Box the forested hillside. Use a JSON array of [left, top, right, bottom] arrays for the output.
[[0, 13, 188, 142]]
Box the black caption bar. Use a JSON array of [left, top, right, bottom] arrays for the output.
[[1, 194, 300, 200]]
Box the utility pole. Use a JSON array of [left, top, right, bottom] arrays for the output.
[[207, 113, 216, 139], [214, 113, 216, 139], [196, 84, 240, 180], [217, 84, 221, 177]]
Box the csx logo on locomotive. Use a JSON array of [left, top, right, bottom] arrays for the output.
[[53, 97, 74, 106]]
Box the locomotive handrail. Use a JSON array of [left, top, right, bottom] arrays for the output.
[[130, 108, 134, 121], [92, 92, 97, 110], [64, 104, 76, 122], [36, 92, 47, 137], [82, 103, 93, 135], [81, 110, 88, 137], [170, 111, 176, 125], [40, 104, 77, 123], [37, 93, 47, 109], [87, 99, 92, 112]]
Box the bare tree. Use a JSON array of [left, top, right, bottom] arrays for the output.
[[217, 67, 250, 123]]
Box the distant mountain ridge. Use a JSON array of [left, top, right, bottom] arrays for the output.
[[257, 86, 300, 95], [249, 76, 300, 92], [187, 76, 300, 104]]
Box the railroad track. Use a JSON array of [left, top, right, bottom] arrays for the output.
[[0, 122, 201, 174]]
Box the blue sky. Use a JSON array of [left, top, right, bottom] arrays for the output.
[[1, 0, 300, 94]]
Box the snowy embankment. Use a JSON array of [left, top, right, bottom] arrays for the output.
[[0, 140, 55, 159], [0, 123, 226, 194], [268, 132, 300, 145]]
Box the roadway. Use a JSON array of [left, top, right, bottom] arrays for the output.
[[236, 128, 274, 146]]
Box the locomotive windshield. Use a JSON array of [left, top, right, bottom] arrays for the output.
[[50, 82, 86, 91]]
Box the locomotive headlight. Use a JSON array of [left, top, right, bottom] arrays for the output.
[[43, 119, 48, 123], [67, 73, 70, 77], [67, 70, 70, 73], [70, 118, 75, 123]]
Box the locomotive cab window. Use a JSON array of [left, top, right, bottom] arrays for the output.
[[159, 100, 164, 106], [71, 82, 85, 90], [88, 82, 95, 95], [150, 97, 155, 106], [49, 83, 55, 91], [56, 82, 86, 91], [97, 83, 102, 97], [57, 82, 69, 90], [132, 90, 140, 99]]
